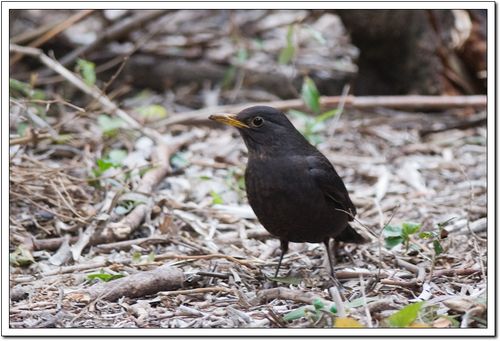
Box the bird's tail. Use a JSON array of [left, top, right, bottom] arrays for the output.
[[336, 224, 369, 244]]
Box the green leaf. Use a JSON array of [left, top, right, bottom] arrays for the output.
[[147, 251, 156, 263], [170, 152, 189, 169], [115, 205, 132, 215], [306, 25, 327, 45], [131, 251, 142, 263], [76, 59, 96, 86], [402, 222, 421, 237], [418, 231, 434, 239], [437, 217, 456, 228], [222, 65, 237, 89], [283, 307, 306, 322], [10, 246, 35, 267], [93, 158, 114, 177], [278, 25, 296, 64], [17, 123, 29, 137], [10, 78, 45, 99], [278, 44, 295, 65], [137, 105, 168, 120], [268, 276, 302, 285], [87, 272, 125, 282], [97, 114, 124, 135], [237, 47, 248, 63], [433, 240, 444, 256], [199, 175, 212, 180], [107, 149, 127, 166], [385, 236, 404, 249], [345, 296, 377, 309], [315, 109, 338, 123], [387, 302, 424, 327], [383, 224, 403, 238], [210, 190, 224, 205], [312, 298, 325, 310], [301, 76, 321, 114]]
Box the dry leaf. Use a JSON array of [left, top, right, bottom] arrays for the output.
[[432, 317, 452, 328], [334, 317, 364, 328]]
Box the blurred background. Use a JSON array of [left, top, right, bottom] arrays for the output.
[[10, 9, 486, 111]]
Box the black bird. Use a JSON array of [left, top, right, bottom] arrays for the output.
[[209, 106, 366, 281]]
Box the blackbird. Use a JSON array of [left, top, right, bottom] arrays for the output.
[[209, 106, 366, 280]]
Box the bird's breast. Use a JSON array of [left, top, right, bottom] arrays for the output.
[[244, 156, 343, 242]]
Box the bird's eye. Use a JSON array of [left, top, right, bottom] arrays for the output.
[[252, 116, 264, 127]]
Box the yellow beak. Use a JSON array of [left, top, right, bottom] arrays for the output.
[[209, 113, 249, 129]]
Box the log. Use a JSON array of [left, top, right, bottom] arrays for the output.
[[66, 264, 184, 302]]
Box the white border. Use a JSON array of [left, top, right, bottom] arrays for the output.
[[2, 1, 495, 337]]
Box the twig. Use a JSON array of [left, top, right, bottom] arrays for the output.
[[9, 132, 52, 146], [93, 236, 171, 252], [328, 286, 345, 317], [154, 253, 261, 269], [419, 112, 487, 137], [158, 95, 487, 127], [256, 287, 333, 306], [10, 10, 95, 66], [358, 275, 373, 328], [380, 278, 419, 288], [158, 286, 231, 296], [42, 260, 107, 276], [432, 267, 482, 277]]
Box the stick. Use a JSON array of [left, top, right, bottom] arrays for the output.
[[158, 286, 231, 296], [158, 95, 487, 127], [93, 236, 171, 252], [66, 264, 184, 302]]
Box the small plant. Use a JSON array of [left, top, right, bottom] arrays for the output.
[[283, 298, 337, 323], [87, 269, 125, 282], [10, 78, 45, 100], [278, 25, 296, 65], [289, 77, 339, 145], [76, 58, 96, 86], [419, 218, 453, 257], [383, 222, 421, 252], [92, 149, 127, 178], [97, 114, 125, 137], [386, 302, 424, 327], [137, 104, 168, 121], [10, 246, 35, 267], [209, 190, 224, 205]]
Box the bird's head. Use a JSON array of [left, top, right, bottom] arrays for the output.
[[209, 106, 307, 156]]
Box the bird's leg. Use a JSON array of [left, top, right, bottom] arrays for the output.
[[324, 238, 343, 289], [274, 240, 289, 278]]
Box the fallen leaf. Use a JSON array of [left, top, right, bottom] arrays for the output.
[[335, 317, 364, 328], [432, 317, 452, 328]]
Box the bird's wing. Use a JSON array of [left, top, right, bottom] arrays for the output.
[[306, 154, 357, 220]]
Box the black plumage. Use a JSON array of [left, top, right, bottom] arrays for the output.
[[209, 106, 366, 280]]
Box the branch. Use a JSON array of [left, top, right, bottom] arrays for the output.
[[159, 95, 487, 127], [66, 264, 184, 302]]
